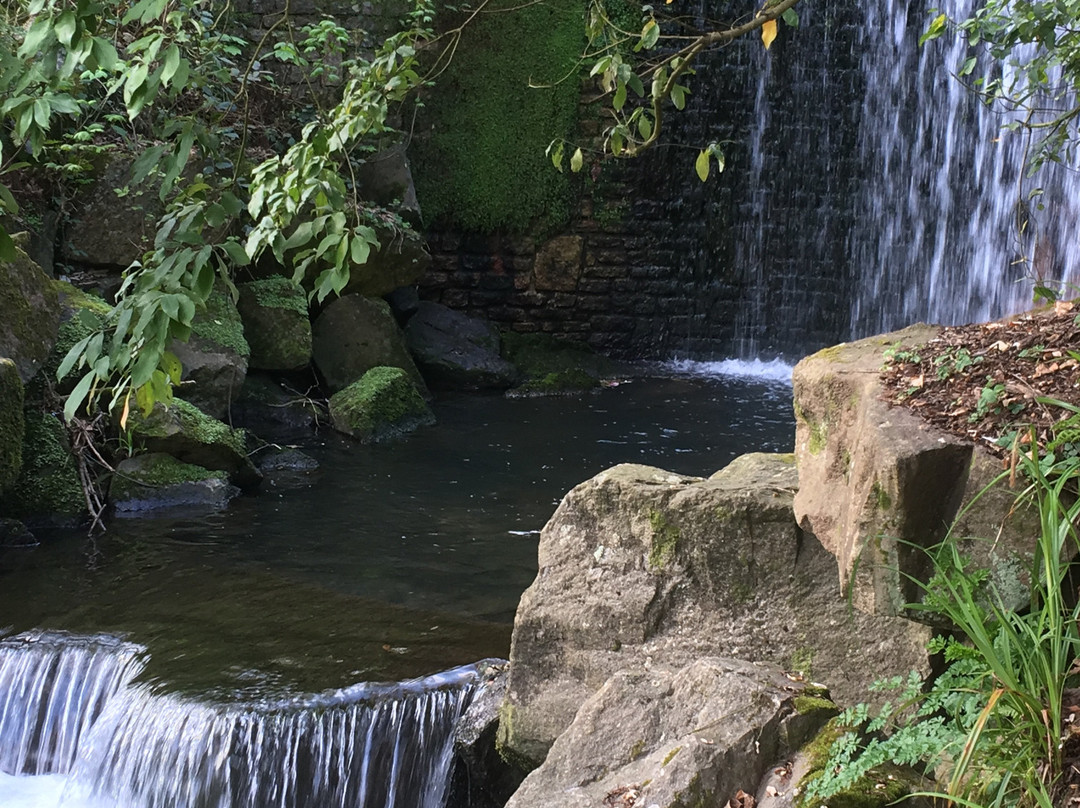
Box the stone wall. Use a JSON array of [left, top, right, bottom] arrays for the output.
[[419, 0, 865, 360]]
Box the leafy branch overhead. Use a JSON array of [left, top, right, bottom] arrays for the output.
[[549, 0, 801, 181], [1, 0, 437, 422]]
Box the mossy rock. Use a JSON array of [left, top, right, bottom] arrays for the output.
[[126, 398, 261, 490], [328, 366, 435, 444], [29, 281, 111, 398], [1, 410, 84, 525], [236, 277, 312, 372], [0, 235, 61, 383], [170, 288, 250, 419], [0, 358, 25, 491], [795, 719, 924, 808], [109, 452, 238, 513], [502, 333, 620, 395]]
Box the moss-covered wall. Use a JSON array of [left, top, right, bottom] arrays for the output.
[[412, 0, 584, 233]]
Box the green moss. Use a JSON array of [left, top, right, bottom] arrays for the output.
[[503, 332, 616, 394], [0, 359, 25, 491], [245, 276, 308, 316], [714, 505, 734, 521], [193, 290, 250, 357], [132, 398, 247, 457], [794, 695, 838, 716], [412, 0, 581, 233], [796, 720, 913, 808], [495, 701, 541, 774], [778, 452, 796, 464], [39, 283, 111, 390], [647, 508, 679, 570], [628, 738, 645, 760], [789, 647, 815, 678], [109, 454, 225, 502], [2, 410, 83, 519], [871, 480, 892, 511], [329, 366, 434, 442], [53, 280, 111, 316], [661, 745, 681, 766]]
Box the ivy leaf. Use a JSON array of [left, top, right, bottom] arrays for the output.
[[761, 19, 778, 50], [781, 8, 799, 27], [695, 149, 710, 182]]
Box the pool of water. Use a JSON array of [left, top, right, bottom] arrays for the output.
[[0, 364, 795, 699]]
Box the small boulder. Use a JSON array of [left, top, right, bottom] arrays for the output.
[[328, 366, 435, 443], [125, 398, 261, 490], [312, 295, 428, 394], [34, 282, 111, 397], [355, 146, 423, 225], [502, 333, 621, 396], [0, 359, 25, 491], [405, 302, 520, 390], [505, 658, 830, 808], [169, 290, 250, 420], [0, 411, 84, 526], [0, 236, 61, 383], [0, 517, 36, 547], [231, 373, 320, 435], [236, 277, 312, 371], [109, 453, 239, 513]]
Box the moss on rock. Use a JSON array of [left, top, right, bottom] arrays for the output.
[[0, 235, 61, 382], [328, 366, 435, 443], [192, 289, 250, 357], [503, 332, 620, 395], [796, 719, 914, 808], [2, 410, 83, 522], [0, 359, 25, 491], [237, 278, 312, 371], [647, 508, 679, 570], [109, 452, 236, 512]]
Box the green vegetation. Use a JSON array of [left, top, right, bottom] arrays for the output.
[[808, 435, 1080, 807], [0, 359, 24, 491], [190, 289, 249, 357], [412, 0, 582, 233], [328, 366, 434, 443], [647, 508, 678, 569], [244, 277, 308, 317], [501, 332, 616, 393], [1, 411, 83, 519]]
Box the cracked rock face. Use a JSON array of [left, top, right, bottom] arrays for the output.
[[499, 455, 931, 768]]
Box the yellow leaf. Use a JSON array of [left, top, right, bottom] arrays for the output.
[[119, 391, 131, 431], [761, 18, 777, 50]]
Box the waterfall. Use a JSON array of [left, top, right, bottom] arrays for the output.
[[0, 630, 486, 808], [848, 0, 1080, 337], [0, 631, 145, 776]]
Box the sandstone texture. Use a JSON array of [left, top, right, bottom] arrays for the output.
[[506, 658, 830, 808], [792, 326, 1039, 617], [500, 455, 931, 767]]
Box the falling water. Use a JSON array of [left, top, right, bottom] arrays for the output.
[[848, 0, 1080, 337], [0, 631, 486, 808]]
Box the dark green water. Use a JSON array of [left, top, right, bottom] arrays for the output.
[[0, 368, 795, 699]]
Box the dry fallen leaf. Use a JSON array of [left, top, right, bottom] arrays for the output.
[[761, 19, 777, 49]]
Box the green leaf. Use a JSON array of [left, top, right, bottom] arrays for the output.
[[960, 56, 977, 76], [641, 19, 660, 49], [221, 240, 250, 267], [57, 335, 92, 381], [920, 13, 947, 46], [637, 114, 652, 140], [130, 145, 166, 185], [570, 147, 584, 173], [54, 11, 77, 46], [64, 371, 96, 422], [613, 81, 627, 111], [781, 7, 799, 27], [670, 85, 688, 110], [548, 140, 564, 172], [695, 149, 710, 182], [350, 236, 371, 264], [160, 350, 183, 386], [33, 98, 50, 130], [18, 18, 54, 58], [161, 44, 181, 85]]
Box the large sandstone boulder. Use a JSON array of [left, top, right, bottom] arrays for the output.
[[236, 277, 312, 371], [0, 359, 24, 491], [126, 398, 261, 490], [0, 236, 61, 383], [792, 326, 1038, 617], [499, 455, 931, 766], [328, 366, 435, 443], [505, 658, 831, 808], [405, 302, 520, 390], [312, 295, 428, 394], [169, 290, 250, 420]]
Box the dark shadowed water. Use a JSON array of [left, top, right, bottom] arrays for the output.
[[0, 364, 794, 699]]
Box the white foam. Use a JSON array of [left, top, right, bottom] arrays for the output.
[[0, 772, 97, 808], [662, 358, 793, 385]]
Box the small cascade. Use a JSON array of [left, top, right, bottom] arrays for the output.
[[0, 630, 487, 808], [0, 631, 145, 776]]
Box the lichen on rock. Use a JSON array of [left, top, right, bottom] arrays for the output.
[[328, 366, 435, 444]]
